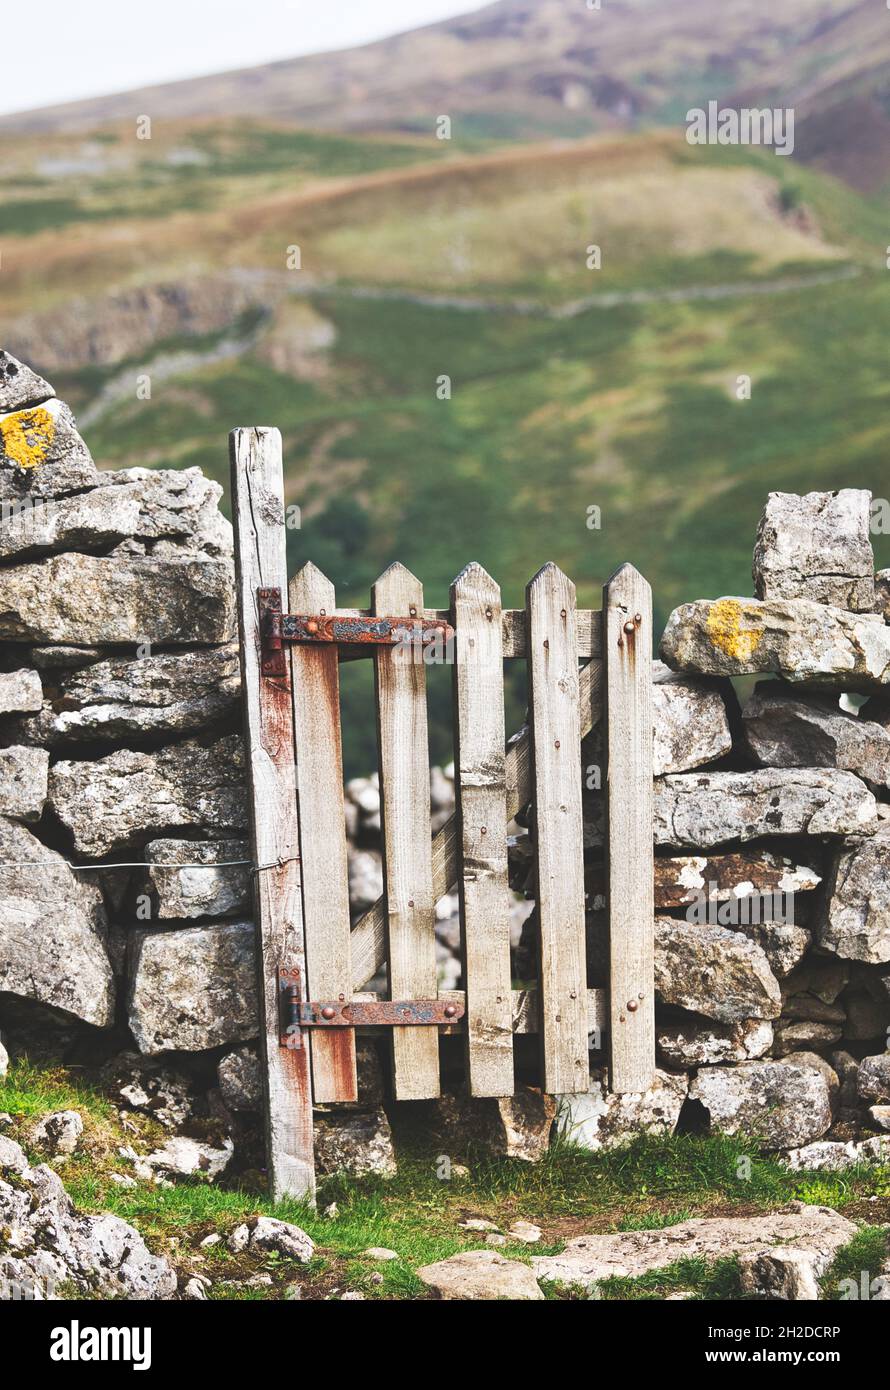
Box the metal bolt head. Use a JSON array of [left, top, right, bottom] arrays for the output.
[[443, 1004, 457, 1019], [320, 1005, 337, 1020], [306, 619, 319, 634], [626, 1000, 638, 1012], [624, 621, 635, 634]]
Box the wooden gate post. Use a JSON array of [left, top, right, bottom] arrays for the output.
[[602, 563, 655, 1094], [230, 427, 315, 1202]]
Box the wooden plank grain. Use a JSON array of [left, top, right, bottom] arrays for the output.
[[229, 427, 314, 1202], [326, 608, 602, 659], [603, 564, 655, 1094], [289, 562, 357, 1103], [451, 564, 513, 1097], [351, 657, 603, 990], [373, 563, 440, 1099], [437, 987, 606, 1037], [526, 563, 589, 1096]]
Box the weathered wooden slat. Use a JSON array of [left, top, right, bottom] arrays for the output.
[[350, 657, 603, 990], [326, 608, 602, 659], [603, 563, 655, 1094], [527, 563, 589, 1096], [289, 562, 357, 1104], [451, 564, 514, 1097], [438, 988, 606, 1038], [373, 563, 440, 1099], [229, 427, 314, 1202]]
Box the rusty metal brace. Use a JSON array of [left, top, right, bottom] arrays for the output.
[[278, 968, 464, 1049], [258, 586, 454, 677]]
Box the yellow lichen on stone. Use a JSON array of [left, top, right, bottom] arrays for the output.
[[706, 598, 763, 662], [0, 406, 56, 470]]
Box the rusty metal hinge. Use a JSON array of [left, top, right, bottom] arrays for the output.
[[258, 587, 454, 677], [278, 968, 463, 1048]]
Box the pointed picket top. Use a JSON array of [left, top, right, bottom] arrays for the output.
[[526, 560, 576, 603], [289, 559, 335, 610], [372, 561, 423, 612], [603, 563, 652, 661], [450, 560, 501, 603], [604, 561, 650, 594]]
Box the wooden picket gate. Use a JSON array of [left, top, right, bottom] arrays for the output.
[[230, 427, 654, 1202]]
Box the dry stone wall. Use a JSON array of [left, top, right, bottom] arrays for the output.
[[1, 349, 889, 1178]]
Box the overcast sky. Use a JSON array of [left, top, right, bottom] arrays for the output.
[[0, 0, 483, 117]]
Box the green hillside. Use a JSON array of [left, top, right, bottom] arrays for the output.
[[2, 121, 889, 769]]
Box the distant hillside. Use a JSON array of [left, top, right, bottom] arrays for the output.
[[2, 108, 890, 767], [0, 0, 861, 153]]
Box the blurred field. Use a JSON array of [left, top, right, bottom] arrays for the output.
[[2, 117, 890, 767]]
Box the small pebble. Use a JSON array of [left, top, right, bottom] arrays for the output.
[[460, 1218, 499, 1233], [228, 1223, 250, 1253], [507, 1221, 542, 1244]]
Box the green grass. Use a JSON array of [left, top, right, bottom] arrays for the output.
[[3, 1058, 890, 1299], [0, 1059, 116, 1123], [560, 1255, 745, 1301], [821, 1225, 890, 1301]]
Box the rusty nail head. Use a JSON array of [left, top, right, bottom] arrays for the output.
[[443, 1004, 457, 1019], [624, 621, 635, 634], [634, 612, 642, 624], [306, 619, 319, 633], [321, 1005, 337, 1020], [554, 739, 560, 749], [409, 605, 417, 616], [627, 1000, 639, 1012], [560, 608, 567, 619]]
